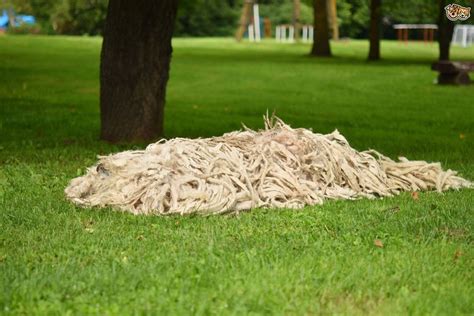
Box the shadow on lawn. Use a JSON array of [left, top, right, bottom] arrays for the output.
[[178, 48, 446, 67]]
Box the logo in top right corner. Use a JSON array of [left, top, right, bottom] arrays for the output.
[[445, 3, 471, 21]]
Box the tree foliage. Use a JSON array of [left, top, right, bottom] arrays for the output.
[[260, 1, 313, 26], [4, 0, 467, 38], [174, 0, 239, 37], [49, 0, 108, 35], [1, 0, 107, 34]]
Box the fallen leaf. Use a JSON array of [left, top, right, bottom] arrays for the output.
[[459, 133, 465, 140], [374, 239, 384, 248], [85, 228, 94, 233], [411, 192, 419, 200], [453, 249, 463, 261], [136, 235, 144, 241]]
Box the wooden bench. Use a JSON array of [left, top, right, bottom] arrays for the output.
[[431, 61, 474, 85]]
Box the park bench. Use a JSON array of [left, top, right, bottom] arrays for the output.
[[431, 61, 474, 85]]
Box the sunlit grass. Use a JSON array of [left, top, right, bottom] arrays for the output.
[[0, 35, 473, 314]]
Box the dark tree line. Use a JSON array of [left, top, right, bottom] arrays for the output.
[[4, 0, 458, 39]]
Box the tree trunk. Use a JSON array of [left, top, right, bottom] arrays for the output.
[[438, 0, 454, 61], [100, 0, 178, 143], [7, 6, 15, 28], [327, 0, 339, 40], [293, 0, 301, 42], [311, 0, 331, 56], [235, 0, 254, 41], [368, 0, 381, 60]]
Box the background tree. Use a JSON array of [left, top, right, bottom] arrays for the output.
[[177, 0, 239, 37], [368, 0, 381, 60], [293, 0, 301, 41], [437, 0, 453, 61], [260, 0, 313, 26], [50, 0, 108, 35], [333, 0, 369, 39], [1, 0, 31, 25], [435, 0, 473, 61], [311, 0, 331, 56], [327, 0, 338, 40], [235, 0, 254, 41], [11, 0, 452, 40], [383, 0, 437, 24], [100, 0, 178, 142]]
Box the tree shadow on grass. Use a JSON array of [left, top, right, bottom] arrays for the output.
[[176, 47, 445, 67]]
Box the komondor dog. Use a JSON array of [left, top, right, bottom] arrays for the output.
[[65, 115, 471, 215]]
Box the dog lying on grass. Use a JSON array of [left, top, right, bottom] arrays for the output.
[[65, 115, 472, 215]]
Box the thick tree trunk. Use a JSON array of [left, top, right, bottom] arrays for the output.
[[311, 0, 331, 56], [293, 0, 301, 42], [235, 0, 254, 41], [438, 0, 454, 61], [100, 0, 178, 143], [368, 0, 381, 61]]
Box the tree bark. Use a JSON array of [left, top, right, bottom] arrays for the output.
[[100, 0, 178, 143], [235, 0, 254, 41], [7, 6, 15, 28], [293, 0, 301, 42], [311, 0, 331, 56], [437, 0, 454, 61], [368, 0, 381, 61], [327, 0, 339, 40]]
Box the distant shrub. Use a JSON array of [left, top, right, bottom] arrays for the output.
[[6, 23, 41, 34], [174, 0, 240, 37], [260, 1, 313, 26]]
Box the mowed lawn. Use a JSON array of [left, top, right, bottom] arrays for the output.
[[0, 35, 473, 314]]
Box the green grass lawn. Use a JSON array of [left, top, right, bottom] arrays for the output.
[[1, 35, 473, 315]]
